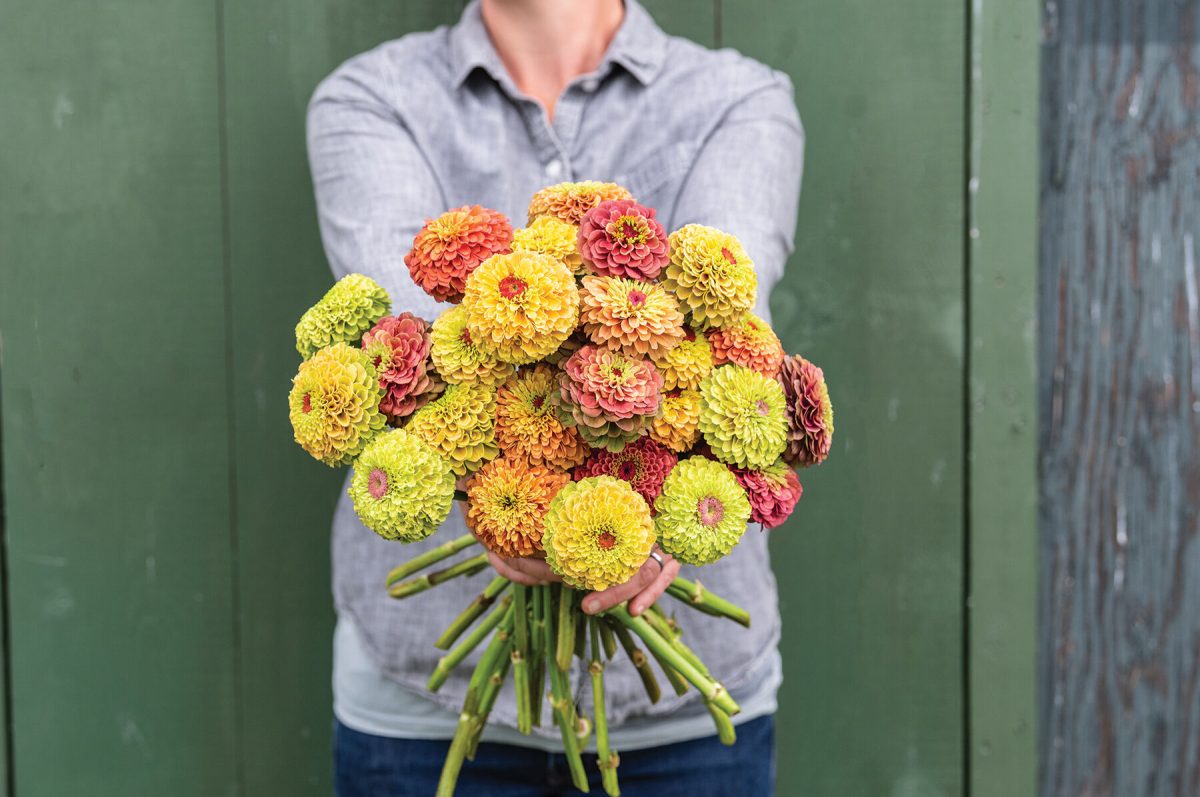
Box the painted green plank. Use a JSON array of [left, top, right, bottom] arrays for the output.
[[0, 1, 239, 794], [722, 2, 966, 794], [641, 0, 716, 48], [219, 2, 461, 793], [967, 0, 1039, 794]]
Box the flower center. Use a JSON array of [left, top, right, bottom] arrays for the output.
[[302, 393, 312, 413], [368, 468, 389, 499], [597, 531, 616, 550], [756, 399, 771, 416], [460, 327, 473, 345], [609, 215, 648, 246], [627, 289, 647, 307], [498, 274, 528, 299], [721, 247, 737, 265], [696, 496, 724, 527], [532, 395, 545, 410], [430, 214, 467, 241], [616, 460, 639, 480], [372, 355, 383, 369]]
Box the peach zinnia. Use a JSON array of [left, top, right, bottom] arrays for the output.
[[466, 457, 569, 558], [579, 275, 684, 357], [556, 344, 663, 451], [360, 313, 443, 423], [405, 205, 513, 303], [708, 312, 785, 377], [494, 365, 589, 471], [527, 181, 633, 225]]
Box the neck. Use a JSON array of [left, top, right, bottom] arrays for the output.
[[480, 0, 625, 119]]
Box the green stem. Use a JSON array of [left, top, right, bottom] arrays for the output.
[[645, 608, 730, 740], [607, 617, 660, 705], [555, 586, 578, 672], [529, 586, 546, 726], [597, 616, 618, 660], [428, 595, 513, 693], [607, 604, 740, 716], [546, 585, 589, 792], [388, 553, 489, 599], [706, 700, 737, 746], [436, 577, 510, 650], [665, 577, 751, 628], [467, 637, 512, 760], [590, 618, 621, 796], [511, 585, 532, 734], [386, 533, 479, 586]]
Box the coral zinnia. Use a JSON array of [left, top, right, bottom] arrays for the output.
[[556, 344, 663, 452], [466, 457, 569, 558], [295, 273, 391, 357], [577, 199, 669, 280], [698, 364, 788, 469], [708, 312, 784, 377], [654, 457, 751, 566], [527, 181, 633, 225], [512, 215, 585, 275], [463, 251, 579, 365], [289, 343, 386, 466], [405, 382, 499, 477], [494, 365, 589, 471], [662, 224, 756, 330], [348, 428, 455, 542], [579, 275, 685, 357], [574, 436, 678, 509], [404, 205, 513, 303], [777, 354, 835, 467], [429, 305, 515, 387], [360, 313, 443, 423], [542, 476, 657, 591], [649, 389, 702, 453], [650, 325, 713, 391], [732, 459, 803, 529]]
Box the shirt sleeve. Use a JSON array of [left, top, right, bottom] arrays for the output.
[[669, 74, 805, 304], [306, 54, 449, 320]]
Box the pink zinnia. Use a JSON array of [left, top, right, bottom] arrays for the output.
[[577, 200, 669, 280], [776, 355, 835, 467], [557, 344, 664, 451], [732, 461, 803, 528], [361, 313, 443, 423], [574, 436, 678, 509]]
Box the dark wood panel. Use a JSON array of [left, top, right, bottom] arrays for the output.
[[1040, 3, 1200, 794]]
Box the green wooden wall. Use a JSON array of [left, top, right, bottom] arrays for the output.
[[0, 1, 1038, 794]]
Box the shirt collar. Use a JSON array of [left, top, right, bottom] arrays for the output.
[[449, 0, 667, 90]]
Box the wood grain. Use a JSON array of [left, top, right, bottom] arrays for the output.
[[1040, 2, 1200, 794]]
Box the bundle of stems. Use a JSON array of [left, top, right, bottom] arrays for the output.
[[389, 534, 749, 797]]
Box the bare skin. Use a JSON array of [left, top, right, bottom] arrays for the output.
[[474, 1, 680, 612]]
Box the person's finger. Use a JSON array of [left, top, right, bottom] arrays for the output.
[[510, 557, 562, 583], [581, 559, 660, 615], [629, 554, 680, 616], [486, 551, 541, 586]]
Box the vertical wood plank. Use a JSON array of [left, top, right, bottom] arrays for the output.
[[0, 1, 239, 794], [219, 2, 461, 793], [641, 0, 716, 48], [1040, 3, 1200, 795], [722, 2, 967, 794], [967, 0, 1040, 794]]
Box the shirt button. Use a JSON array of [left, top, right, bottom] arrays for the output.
[[544, 159, 563, 179], [581, 78, 599, 93]]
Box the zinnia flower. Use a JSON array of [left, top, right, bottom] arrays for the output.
[[289, 343, 386, 466], [360, 313, 443, 423], [348, 428, 455, 542], [777, 355, 835, 467], [662, 224, 756, 329], [698, 364, 788, 469], [494, 365, 589, 471], [512, 215, 585, 275], [405, 382, 499, 477], [429, 305, 515, 386], [574, 436, 678, 509], [556, 344, 663, 452], [579, 275, 684, 356], [542, 476, 656, 591], [654, 457, 751, 566], [466, 457, 569, 558], [731, 460, 803, 529], [708, 312, 784, 377], [404, 205, 513, 303], [463, 251, 579, 364], [649, 325, 713, 390], [527, 181, 633, 225], [577, 199, 669, 280], [649, 389, 702, 453], [295, 273, 391, 357]]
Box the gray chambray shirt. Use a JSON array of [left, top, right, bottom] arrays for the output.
[[307, 0, 804, 732]]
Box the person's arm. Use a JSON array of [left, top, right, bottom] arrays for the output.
[[306, 55, 447, 317]]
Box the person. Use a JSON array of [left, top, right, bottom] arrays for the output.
[[307, 1, 803, 794]]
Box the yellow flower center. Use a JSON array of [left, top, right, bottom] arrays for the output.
[[609, 215, 649, 246], [429, 214, 467, 241]]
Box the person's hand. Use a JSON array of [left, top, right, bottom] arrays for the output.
[[582, 545, 679, 617], [486, 550, 562, 586]]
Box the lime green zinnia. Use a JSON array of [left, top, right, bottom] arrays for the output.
[[405, 382, 500, 477], [288, 343, 386, 466], [295, 273, 391, 357], [654, 457, 751, 565], [698, 364, 788, 469], [542, 477, 656, 591], [348, 428, 455, 542]]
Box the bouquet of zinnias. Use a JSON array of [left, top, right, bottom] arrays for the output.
[[289, 181, 834, 796]]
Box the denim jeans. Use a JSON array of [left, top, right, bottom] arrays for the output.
[[334, 715, 775, 796]]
